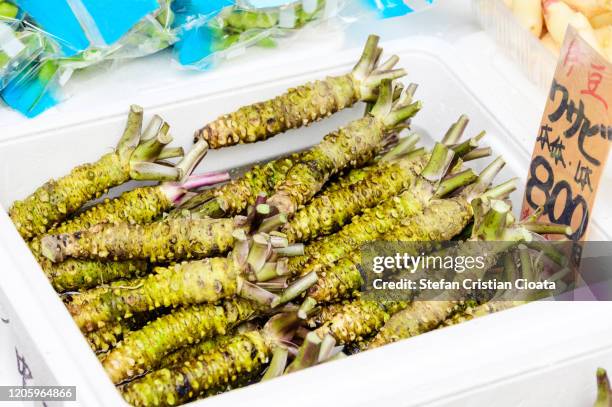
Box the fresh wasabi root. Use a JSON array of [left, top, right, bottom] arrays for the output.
[[122, 331, 267, 406], [39, 143, 218, 237], [180, 130, 408, 220], [441, 301, 525, 327], [284, 117, 485, 243], [367, 199, 572, 349], [9, 106, 190, 240], [311, 300, 408, 345], [283, 136, 425, 243], [288, 143, 474, 275], [30, 168, 223, 292], [85, 321, 132, 354], [121, 312, 307, 405], [83, 306, 175, 354], [305, 186, 506, 305], [594, 368, 612, 407], [267, 82, 421, 216], [307, 252, 365, 303], [102, 299, 261, 384], [68, 228, 299, 330], [68, 205, 304, 330], [41, 216, 236, 263], [367, 301, 467, 348], [195, 35, 406, 148], [160, 330, 249, 369], [319, 127, 424, 196], [46, 258, 148, 293], [177, 151, 305, 218]]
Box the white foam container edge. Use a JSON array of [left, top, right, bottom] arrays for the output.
[[0, 37, 611, 406]]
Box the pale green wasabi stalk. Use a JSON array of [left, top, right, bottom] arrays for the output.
[[102, 298, 262, 384], [267, 81, 421, 216], [121, 312, 307, 405], [9, 106, 187, 240], [195, 35, 406, 148]]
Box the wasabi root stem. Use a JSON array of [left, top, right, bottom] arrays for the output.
[[267, 80, 420, 216], [10, 106, 186, 240], [195, 35, 408, 148]]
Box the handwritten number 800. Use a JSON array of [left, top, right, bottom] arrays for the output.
[[525, 155, 589, 240]]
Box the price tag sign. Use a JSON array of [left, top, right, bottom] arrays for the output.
[[521, 26, 612, 242]]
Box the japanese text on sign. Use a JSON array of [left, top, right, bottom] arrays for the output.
[[522, 27, 612, 242]]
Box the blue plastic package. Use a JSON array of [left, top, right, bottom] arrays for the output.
[[1, 58, 64, 117], [361, 0, 435, 19], [171, 0, 438, 71], [14, 0, 159, 56]]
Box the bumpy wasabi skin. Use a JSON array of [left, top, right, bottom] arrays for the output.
[[42, 217, 235, 263], [85, 321, 132, 354], [307, 198, 473, 305], [207, 152, 304, 217], [284, 157, 426, 243], [53, 186, 172, 235], [268, 96, 421, 216], [289, 183, 433, 275], [196, 75, 357, 148], [441, 301, 524, 327], [70, 258, 241, 330], [368, 301, 465, 348], [321, 165, 380, 194], [45, 257, 147, 293], [308, 252, 364, 303], [161, 334, 237, 368], [102, 299, 260, 383], [313, 300, 408, 345], [9, 106, 177, 240], [195, 35, 403, 148], [367, 245, 509, 348], [9, 154, 130, 240], [290, 153, 505, 276], [26, 186, 171, 292], [122, 331, 269, 407], [383, 197, 473, 242]]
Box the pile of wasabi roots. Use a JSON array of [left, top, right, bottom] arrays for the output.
[[9, 35, 572, 406]]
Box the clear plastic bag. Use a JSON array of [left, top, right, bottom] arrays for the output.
[[0, 57, 69, 117], [0, 2, 46, 90], [171, 0, 438, 71], [1, 0, 176, 117]]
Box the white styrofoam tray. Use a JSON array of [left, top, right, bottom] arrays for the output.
[[0, 37, 611, 407]]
